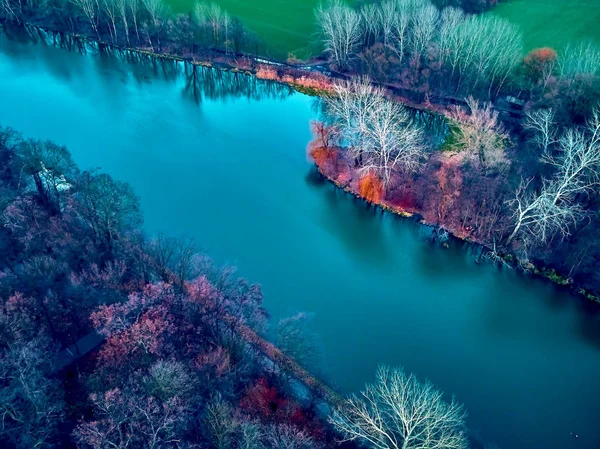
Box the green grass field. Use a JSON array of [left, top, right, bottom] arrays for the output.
[[165, 0, 600, 59], [490, 0, 600, 53], [166, 0, 324, 59]]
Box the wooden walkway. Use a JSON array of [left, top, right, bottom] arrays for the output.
[[52, 315, 343, 407], [226, 315, 344, 406]]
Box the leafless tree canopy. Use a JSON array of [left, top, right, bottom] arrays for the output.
[[195, 2, 234, 51], [331, 365, 468, 449], [559, 41, 600, 79], [316, 0, 363, 69], [509, 109, 600, 245], [449, 97, 510, 172], [324, 77, 426, 186]]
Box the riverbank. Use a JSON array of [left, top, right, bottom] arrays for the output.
[[311, 149, 600, 305]]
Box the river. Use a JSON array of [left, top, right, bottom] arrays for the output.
[[1, 28, 599, 449]]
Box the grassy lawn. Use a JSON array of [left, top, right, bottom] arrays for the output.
[[490, 0, 600, 53], [166, 0, 325, 59]]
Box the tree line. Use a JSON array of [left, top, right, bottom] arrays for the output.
[[317, 0, 521, 94], [0, 0, 259, 55], [315, 0, 600, 126]]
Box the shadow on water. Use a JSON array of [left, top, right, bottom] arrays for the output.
[[414, 236, 474, 279], [0, 24, 294, 107], [0, 25, 87, 81], [411, 109, 449, 148], [181, 63, 294, 106], [304, 168, 395, 268]]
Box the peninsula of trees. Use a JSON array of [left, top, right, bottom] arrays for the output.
[[309, 0, 600, 298]]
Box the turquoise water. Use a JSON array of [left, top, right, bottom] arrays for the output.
[[1, 30, 599, 449]]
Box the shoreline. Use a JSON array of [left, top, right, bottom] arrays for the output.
[[312, 160, 600, 305], [1, 21, 522, 123]]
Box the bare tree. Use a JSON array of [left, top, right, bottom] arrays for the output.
[[331, 365, 468, 449], [559, 41, 600, 79], [204, 394, 239, 449], [141, 0, 167, 49], [103, 0, 119, 42], [508, 110, 600, 244], [481, 18, 522, 95], [408, 1, 438, 69], [524, 109, 557, 154], [128, 0, 141, 43], [70, 0, 101, 37], [442, 14, 522, 95], [324, 78, 425, 186], [361, 3, 380, 47], [144, 360, 194, 401], [274, 312, 321, 370], [507, 178, 576, 246], [74, 386, 189, 449], [437, 7, 464, 63], [316, 0, 363, 69], [264, 424, 321, 449], [147, 234, 199, 288], [194, 2, 233, 50], [239, 421, 264, 449], [74, 172, 143, 252], [449, 97, 509, 172], [0, 339, 65, 449], [115, 0, 131, 44], [389, 5, 410, 61], [377, 0, 397, 48], [360, 96, 425, 185]]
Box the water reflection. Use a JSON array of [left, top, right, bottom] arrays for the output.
[[182, 63, 293, 105], [306, 168, 395, 268], [0, 24, 294, 105]]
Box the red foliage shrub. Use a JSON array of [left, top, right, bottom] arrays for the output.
[[388, 193, 417, 212], [96, 308, 172, 368], [336, 169, 352, 186], [256, 66, 279, 81], [358, 172, 385, 204], [524, 47, 558, 83], [240, 378, 286, 420], [239, 377, 327, 440], [194, 346, 231, 376], [240, 378, 307, 422]]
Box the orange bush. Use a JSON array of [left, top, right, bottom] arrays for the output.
[[256, 66, 279, 81], [309, 147, 338, 167], [358, 172, 385, 204]]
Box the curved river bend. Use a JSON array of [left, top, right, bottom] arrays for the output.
[[1, 31, 599, 449]]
